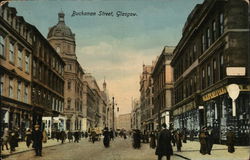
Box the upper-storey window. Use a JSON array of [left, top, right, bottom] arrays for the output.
[[9, 42, 14, 63], [0, 74, 4, 96], [9, 77, 13, 98], [207, 64, 211, 86], [0, 35, 5, 57], [201, 34, 206, 53], [25, 53, 30, 73], [18, 48, 23, 68], [207, 28, 211, 47], [219, 13, 224, 36], [212, 21, 217, 43]]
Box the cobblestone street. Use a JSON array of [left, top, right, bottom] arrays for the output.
[[2, 137, 249, 160]]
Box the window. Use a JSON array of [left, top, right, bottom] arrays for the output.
[[9, 77, 13, 98], [212, 21, 216, 42], [219, 13, 224, 36], [207, 28, 211, 47], [24, 84, 28, 103], [67, 98, 71, 109], [33, 59, 36, 77], [0, 35, 5, 57], [193, 44, 197, 60], [18, 49, 22, 68], [0, 74, 3, 95], [201, 34, 206, 53], [25, 53, 30, 73], [213, 59, 217, 83], [68, 81, 71, 90], [9, 43, 14, 63], [68, 64, 72, 71], [56, 47, 60, 54], [207, 65, 211, 86], [202, 68, 205, 89], [17, 81, 21, 101], [220, 54, 224, 80]]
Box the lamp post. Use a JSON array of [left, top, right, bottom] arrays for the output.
[[111, 97, 119, 136]]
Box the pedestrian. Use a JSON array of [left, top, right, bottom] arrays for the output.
[[171, 130, 176, 146], [199, 127, 208, 155], [175, 129, 182, 152], [149, 131, 156, 149], [85, 132, 88, 138], [226, 127, 236, 153], [182, 128, 187, 143], [109, 129, 114, 141], [74, 131, 80, 143], [60, 130, 66, 144], [132, 129, 141, 149], [189, 129, 194, 141], [155, 123, 173, 160], [9, 130, 17, 153], [68, 130, 73, 142], [56, 131, 60, 142], [42, 129, 48, 143], [207, 126, 214, 155], [25, 128, 32, 148], [1, 128, 9, 151], [32, 125, 43, 156], [91, 129, 97, 143], [13, 128, 19, 148], [103, 127, 110, 148]]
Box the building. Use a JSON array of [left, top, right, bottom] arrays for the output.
[[0, 3, 65, 136], [152, 46, 174, 130], [47, 11, 84, 131], [117, 113, 131, 131], [131, 98, 141, 130], [170, 0, 249, 145], [0, 4, 33, 131], [139, 62, 155, 132]]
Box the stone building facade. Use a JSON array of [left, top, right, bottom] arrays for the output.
[[131, 98, 141, 130], [47, 11, 84, 131], [117, 113, 131, 131], [152, 46, 174, 130], [0, 3, 65, 134], [171, 0, 249, 145]]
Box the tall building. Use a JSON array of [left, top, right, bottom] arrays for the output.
[[170, 0, 249, 145], [152, 46, 174, 130], [0, 3, 65, 134], [47, 11, 84, 131], [117, 113, 131, 131]]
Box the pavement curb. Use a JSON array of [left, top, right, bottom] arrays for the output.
[[0, 141, 69, 159], [174, 153, 191, 160]]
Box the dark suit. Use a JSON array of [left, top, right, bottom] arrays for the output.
[[156, 129, 173, 160]]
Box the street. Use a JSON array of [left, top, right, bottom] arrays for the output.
[[3, 137, 249, 160]]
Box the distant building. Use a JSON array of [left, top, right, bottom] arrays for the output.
[[170, 0, 249, 145], [131, 98, 141, 130], [152, 46, 174, 130], [117, 113, 131, 131]]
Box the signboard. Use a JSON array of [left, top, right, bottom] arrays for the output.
[[202, 87, 227, 101], [226, 67, 246, 76], [227, 84, 240, 116]]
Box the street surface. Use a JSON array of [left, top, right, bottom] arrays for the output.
[[3, 137, 250, 160]]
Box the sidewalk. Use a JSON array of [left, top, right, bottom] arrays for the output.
[[172, 141, 250, 160], [1, 139, 69, 158]]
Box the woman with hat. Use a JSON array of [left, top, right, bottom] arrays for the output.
[[32, 124, 43, 156]]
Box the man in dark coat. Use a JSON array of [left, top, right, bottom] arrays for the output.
[[109, 129, 114, 141], [149, 131, 156, 149], [74, 131, 79, 143], [175, 129, 182, 152], [103, 127, 110, 148], [155, 123, 173, 160], [67, 130, 73, 142], [32, 125, 43, 156], [132, 129, 141, 149], [207, 126, 214, 155], [226, 128, 236, 153], [60, 130, 66, 144]]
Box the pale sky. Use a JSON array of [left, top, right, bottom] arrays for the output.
[[9, 0, 204, 115]]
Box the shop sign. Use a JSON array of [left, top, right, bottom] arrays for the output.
[[202, 87, 227, 101]]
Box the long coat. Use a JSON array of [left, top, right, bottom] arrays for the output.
[[32, 130, 43, 150], [226, 131, 235, 153], [199, 131, 208, 155], [155, 129, 173, 156], [150, 133, 156, 149], [103, 130, 110, 148], [25, 130, 32, 147]]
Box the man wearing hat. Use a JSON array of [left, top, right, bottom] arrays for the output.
[[226, 127, 236, 153], [32, 124, 43, 156], [155, 123, 173, 160]]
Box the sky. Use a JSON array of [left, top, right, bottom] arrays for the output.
[[9, 0, 204, 115]]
